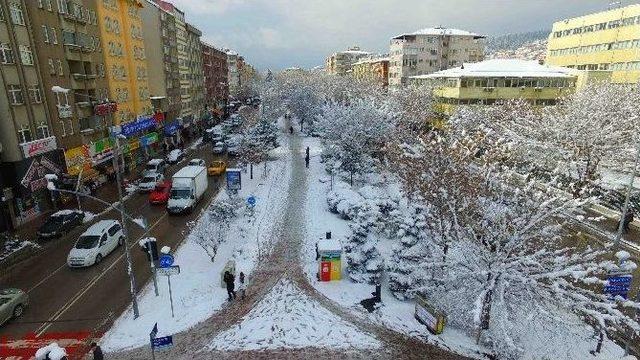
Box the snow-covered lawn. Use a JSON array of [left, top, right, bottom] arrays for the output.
[[300, 136, 633, 360], [101, 140, 292, 352], [0, 236, 39, 262], [207, 279, 381, 351]]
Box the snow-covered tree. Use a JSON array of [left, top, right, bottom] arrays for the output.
[[240, 116, 279, 178], [192, 199, 239, 261], [343, 204, 384, 284], [316, 98, 394, 184]]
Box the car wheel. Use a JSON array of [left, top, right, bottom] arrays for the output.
[[118, 237, 124, 246], [95, 254, 103, 265], [13, 304, 24, 318]]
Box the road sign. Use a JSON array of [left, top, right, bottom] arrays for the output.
[[157, 265, 180, 276], [247, 195, 256, 207], [152, 335, 173, 350], [226, 168, 242, 191], [605, 274, 632, 299], [159, 254, 174, 268]]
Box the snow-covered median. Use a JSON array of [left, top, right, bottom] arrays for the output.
[[101, 142, 292, 352], [207, 279, 381, 351]]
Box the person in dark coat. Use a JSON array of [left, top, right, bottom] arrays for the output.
[[622, 211, 634, 233], [305, 153, 310, 168], [90, 342, 103, 360], [223, 271, 236, 301], [289, 126, 294, 135], [238, 272, 247, 300]]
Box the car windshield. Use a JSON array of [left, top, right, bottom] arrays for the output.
[[171, 189, 191, 199], [48, 215, 65, 224], [75, 235, 100, 249], [0, 298, 9, 306], [212, 161, 223, 167], [154, 185, 167, 192], [145, 164, 157, 171], [143, 176, 156, 183]]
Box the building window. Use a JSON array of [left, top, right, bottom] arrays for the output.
[[51, 27, 58, 44], [47, 0, 53, 11], [29, 85, 42, 103], [36, 122, 50, 139], [48, 58, 55, 74], [0, 43, 14, 64], [19, 45, 33, 65], [42, 25, 50, 43], [57, 59, 63, 75], [57, 0, 68, 14], [58, 120, 66, 137], [38, 0, 44, 8], [8, 84, 24, 105], [9, 2, 25, 25], [67, 119, 74, 135], [18, 125, 32, 143]]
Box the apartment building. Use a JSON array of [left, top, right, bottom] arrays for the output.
[[389, 27, 486, 87], [186, 23, 203, 122], [227, 50, 239, 97], [325, 46, 370, 75], [201, 41, 228, 111], [0, 0, 66, 230], [239, 58, 257, 92], [96, 0, 151, 125], [352, 55, 390, 87], [411, 59, 577, 116], [546, 4, 640, 83]]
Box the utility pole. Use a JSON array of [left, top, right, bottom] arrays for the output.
[[614, 144, 639, 248], [112, 134, 140, 318]]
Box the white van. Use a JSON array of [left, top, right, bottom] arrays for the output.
[[145, 159, 166, 176], [67, 220, 124, 267]]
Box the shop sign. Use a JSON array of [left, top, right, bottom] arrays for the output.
[[89, 138, 114, 165], [94, 102, 118, 116], [129, 138, 141, 151], [414, 295, 446, 335], [20, 136, 57, 158], [121, 116, 156, 137], [164, 121, 180, 136], [140, 132, 159, 146], [20, 155, 63, 192], [64, 146, 91, 176]]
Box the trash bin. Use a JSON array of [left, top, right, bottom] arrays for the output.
[[317, 239, 342, 281]]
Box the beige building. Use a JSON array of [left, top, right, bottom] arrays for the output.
[[226, 50, 239, 97], [389, 27, 486, 87], [186, 23, 203, 122], [352, 56, 390, 87], [325, 46, 370, 75], [546, 4, 640, 83]]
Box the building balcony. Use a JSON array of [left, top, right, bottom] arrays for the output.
[[70, 74, 97, 90], [57, 104, 73, 119], [62, 10, 87, 24]]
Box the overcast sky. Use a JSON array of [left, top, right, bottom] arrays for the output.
[[175, 0, 632, 71]]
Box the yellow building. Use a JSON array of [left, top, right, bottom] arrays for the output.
[[352, 56, 390, 87], [411, 59, 578, 116], [546, 4, 640, 84], [96, 0, 151, 125]]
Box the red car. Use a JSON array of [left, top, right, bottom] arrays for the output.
[[149, 181, 172, 205]]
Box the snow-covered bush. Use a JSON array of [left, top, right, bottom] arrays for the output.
[[343, 208, 384, 285]]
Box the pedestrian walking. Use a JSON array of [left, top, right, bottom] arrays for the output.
[[289, 126, 294, 135], [223, 270, 236, 301], [622, 210, 634, 233], [238, 272, 247, 300], [90, 342, 104, 360], [305, 153, 310, 168]]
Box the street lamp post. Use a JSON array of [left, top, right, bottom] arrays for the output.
[[614, 143, 640, 248], [51, 85, 140, 319]]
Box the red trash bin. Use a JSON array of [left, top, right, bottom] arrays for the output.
[[320, 261, 331, 282]]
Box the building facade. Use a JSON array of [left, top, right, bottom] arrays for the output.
[[325, 46, 370, 75], [0, 0, 65, 230], [352, 56, 390, 87], [151, 0, 180, 121], [186, 23, 203, 122], [226, 50, 239, 97], [546, 4, 640, 84], [96, 0, 151, 125], [389, 27, 486, 87], [201, 41, 228, 111], [411, 59, 577, 116]]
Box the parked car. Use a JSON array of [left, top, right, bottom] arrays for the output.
[[67, 220, 124, 267], [0, 288, 28, 326], [149, 181, 172, 205], [138, 172, 165, 192], [208, 161, 227, 176], [166, 149, 184, 164], [37, 210, 85, 239], [212, 142, 226, 154], [188, 158, 206, 167], [144, 159, 167, 176]]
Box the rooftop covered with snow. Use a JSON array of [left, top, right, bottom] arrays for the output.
[[411, 59, 577, 79], [393, 27, 485, 40]]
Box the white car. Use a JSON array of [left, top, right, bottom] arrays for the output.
[[188, 158, 206, 167], [166, 149, 184, 164], [138, 172, 165, 192], [67, 220, 124, 267]]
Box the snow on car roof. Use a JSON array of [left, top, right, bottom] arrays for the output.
[[84, 220, 117, 235], [51, 209, 82, 217], [148, 158, 164, 165]]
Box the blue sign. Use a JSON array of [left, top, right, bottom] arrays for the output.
[[164, 121, 180, 136], [159, 254, 174, 268], [605, 275, 632, 299], [226, 169, 241, 191], [152, 335, 173, 349], [247, 195, 256, 207], [121, 116, 156, 137]]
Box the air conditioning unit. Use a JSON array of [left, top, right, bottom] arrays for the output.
[[534, 87, 543, 92], [483, 87, 495, 92]]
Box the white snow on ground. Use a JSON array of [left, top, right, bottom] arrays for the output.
[[50, 209, 96, 223], [101, 134, 292, 352], [207, 279, 381, 351], [0, 237, 40, 262], [299, 136, 631, 360]]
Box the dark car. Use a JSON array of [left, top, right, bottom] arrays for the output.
[[37, 210, 85, 239]]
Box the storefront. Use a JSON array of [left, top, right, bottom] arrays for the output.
[[140, 132, 160, 158]]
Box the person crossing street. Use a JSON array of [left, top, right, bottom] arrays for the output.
[[223, 270, 236, 301]]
